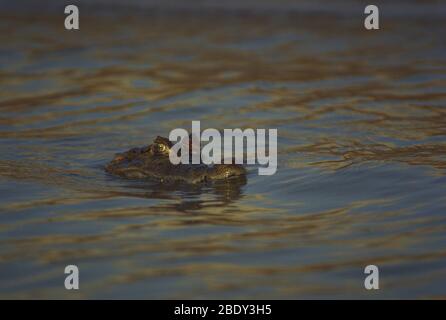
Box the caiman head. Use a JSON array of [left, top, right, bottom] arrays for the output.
[[105, 135, 246, 183]]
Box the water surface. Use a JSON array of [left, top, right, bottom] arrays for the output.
[[0, 1, 446, 298]]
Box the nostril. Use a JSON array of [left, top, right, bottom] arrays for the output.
[[113, 155, 125, 162]]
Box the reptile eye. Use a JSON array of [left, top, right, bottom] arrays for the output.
[[158, 144, 166, 152]]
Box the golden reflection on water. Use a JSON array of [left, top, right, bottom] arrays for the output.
[[0, 7, 446, 298]]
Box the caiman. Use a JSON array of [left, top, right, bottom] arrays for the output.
[[105, 136, 246, 183]]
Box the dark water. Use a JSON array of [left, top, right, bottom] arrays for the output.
[[1, 1, 446, 298]]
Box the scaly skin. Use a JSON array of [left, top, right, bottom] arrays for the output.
[[105, 136, 246, 183]]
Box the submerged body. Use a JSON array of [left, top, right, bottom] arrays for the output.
[[105, 136, 246, 183]]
